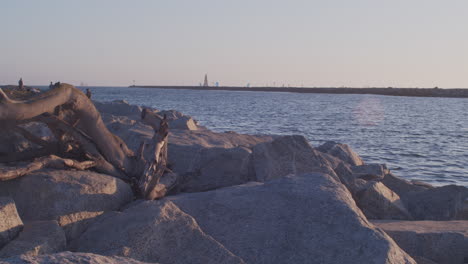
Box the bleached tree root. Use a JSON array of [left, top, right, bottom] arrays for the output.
[[0, 84, 173, 199], [0, 155, 95, 181]]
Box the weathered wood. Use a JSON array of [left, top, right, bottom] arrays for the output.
[[138, 116, 169, 199], [36, 114, 127, 180], [0, 84, 173, 199], [0, 84, 133, 172], [0, 155, 95, 181]]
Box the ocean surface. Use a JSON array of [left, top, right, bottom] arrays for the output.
[[86, 86, 467, 187]]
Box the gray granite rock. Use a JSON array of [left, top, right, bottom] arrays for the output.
[[0, 251, 152, 264], [403, 185, 468, 220], [75, 200, 244, 264], [167, 130, 272, 192], [167, 115, 198, 130], [0, 197, 23, 249], [373, 220, 468, 264], [168, 173, 415, 264], [381, 173, 429, 197], [351, 164, 387, 181], [0, 169, 133, 241], [94, 100, 142, 118], [177, 146, 253, 192], [317, 141, 364, 166], [252, 135, 338, 182], [0, 221, 65, 258], [333, 162, 355, 188], [357, 182, 411, 220], [103, 116, 273, 193]]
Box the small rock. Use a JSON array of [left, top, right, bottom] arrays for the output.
[[381, 173, 429, 197], [317, 141, 364, 166], [357, 182, 412, 220], [0, 197, 23, 249], [353, 178, 373, 193], [146, 172, 178, 199], [168, 116, 198, 130], [352, 164, 387, 181], [158, 110, 186, 120], [0, 221, 66, 258], [333, 162, 355, 189]]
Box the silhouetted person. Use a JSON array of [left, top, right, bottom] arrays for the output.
[[18, 78, 24, 90], [86, 88, 92, 99], [49, 82, 54, 89], [54, 82, 61, 88]]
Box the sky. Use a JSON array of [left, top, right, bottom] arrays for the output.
[[1, 0, 467, 88]]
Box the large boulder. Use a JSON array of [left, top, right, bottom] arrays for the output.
[[0, 197, 23, 249], [0, 221, 66, 258], [317, 141, 364, 166], [402, 185, 468, 220], [177, 146, 253, 192], [0, 169, 133, 241], [0, 251, 152, 264], [94, 100, 142, 118], [357, 182, 411, 220], [373, 220, 468, 264], [381, 173, 429, 197], [252, 135, 338, 182], [75, 200, 244, 264], [167, 130, 272, 193], [168, 173, 415, 264]]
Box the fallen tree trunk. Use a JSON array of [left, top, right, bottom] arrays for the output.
[[0, 84, 172, 199]]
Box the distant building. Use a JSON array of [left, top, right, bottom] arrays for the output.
[[203, 74, 209, 87]]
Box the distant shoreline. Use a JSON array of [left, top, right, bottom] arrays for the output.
[[131, 85, 468, 98]]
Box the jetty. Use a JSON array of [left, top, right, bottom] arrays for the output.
[[131, 85, 468, 98]]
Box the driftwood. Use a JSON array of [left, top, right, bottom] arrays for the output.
[[0, 155, 96, 181], [0, 84, 171, 199]]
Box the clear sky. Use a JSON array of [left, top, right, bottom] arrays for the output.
[[1, 0, 467, 87]]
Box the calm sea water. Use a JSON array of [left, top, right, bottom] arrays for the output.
[[86, 86, 468, 187]]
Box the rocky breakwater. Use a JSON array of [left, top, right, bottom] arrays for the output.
[[0, 99, 467, 264]]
